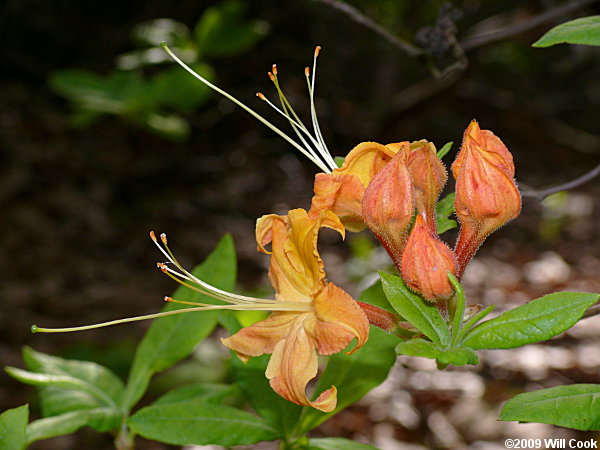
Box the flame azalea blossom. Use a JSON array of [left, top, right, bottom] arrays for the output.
[[309, 141, 407, 232], [400, 214, 459, 301], [452, 121, 521, 275], [222, 209, 369, 411]]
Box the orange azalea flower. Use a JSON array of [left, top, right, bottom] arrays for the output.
[[309, 141, 406, 232], [222, 209, 369, 411], [452, 121, 521, 274]]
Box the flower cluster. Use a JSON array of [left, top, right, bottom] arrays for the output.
[[35, 46, 521, 412]]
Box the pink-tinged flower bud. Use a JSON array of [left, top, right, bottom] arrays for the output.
[[452, 121, 521, 275], [406, 140, 448, 231], [400, 215, 458, 301], [362, 147, 414, 267]]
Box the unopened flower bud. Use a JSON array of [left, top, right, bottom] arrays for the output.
[[362, 147, 414, 266], [406, 140, 448, 231], [400, 215, 458, 301], [452, 121, 521, 275]]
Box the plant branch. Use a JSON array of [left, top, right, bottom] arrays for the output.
[[316, 0, 424, 57], [521, 163, 600, 201], [461, 0, 598, 51]]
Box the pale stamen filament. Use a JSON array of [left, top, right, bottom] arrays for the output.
[[160, 42, 332, 174], [150, 232, 280, 305], [307, 46, 337, 170]]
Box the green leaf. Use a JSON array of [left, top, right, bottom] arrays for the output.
[[152, 382, 238, 406], [26, 408, 119, 444], [297, 327, 398, 433], [334, 156, 346, 168], [463, 292, 599, 350], [308, 437, 379, 449], [435, 193, 457, 234], [150, 64, 214, 112], [500, 384, 600, 431], [128, 398, 278, 445], [194, 0, 268, 58], [231, 354, 300, 438], [121, 234, 236, 410], [0, 405, 28, 450], [436, 141, 453, 159], [533, 16, 600, 48], [396, 339, 478, 366], [358, 279, 395, 314], [21, 347, 123, 415], [380, 272, 450, 345], [396, 338, 441, 359], [435, 347, 478, 366]]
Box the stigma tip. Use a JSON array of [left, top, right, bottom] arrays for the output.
[[160, 41, 167, 48], [314, 46, 321, 57], [31, 325, 38, 333]]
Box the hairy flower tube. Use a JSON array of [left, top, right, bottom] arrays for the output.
[[406, 140, 447, 232], [361, 147, 415, 267], [452, 121, 521, 275], [400, 214, 459, 301]]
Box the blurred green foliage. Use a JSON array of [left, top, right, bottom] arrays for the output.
[[50, 0, 269, 141]]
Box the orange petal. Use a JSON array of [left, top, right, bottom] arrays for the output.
[[336, 141, 398, 186], [257, 209, 344, 299], [265, 315, 337, 412], [309, 173, 366, 232], [312, 282, 369, 355], [221, 312, 299, 362]]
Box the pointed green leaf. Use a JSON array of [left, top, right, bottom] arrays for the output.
[[128, 398, 278, 445], [463, 292, 599, 350], [533, 16, 600, 48], [308, 437, 379, 449], [297, 327, 398, 433], [435, 193, 457, 234], [121, 234, 236, 410], [26, 408, 119, 444], [21, 347, 123, 416], [358, 279, 396, 314], [435, 347, 478, 366], [0, 405, 28, 450], [436, 141, 453, 159], [152, 382, 239, 406], [231, 354, 299, 438], [396, 338, 442, 359], [500, 384, 600, 431], [380, 272, 450, 344]]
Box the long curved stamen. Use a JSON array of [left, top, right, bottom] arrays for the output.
[[267, 63, 336, 171], [160, 42, 332, 174], [165, 297, 311, 311], [150, 231, 281, 306], [307, 46, 337, 171]]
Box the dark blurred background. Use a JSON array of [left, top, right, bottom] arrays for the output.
[[1, 0, 600, 448]]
